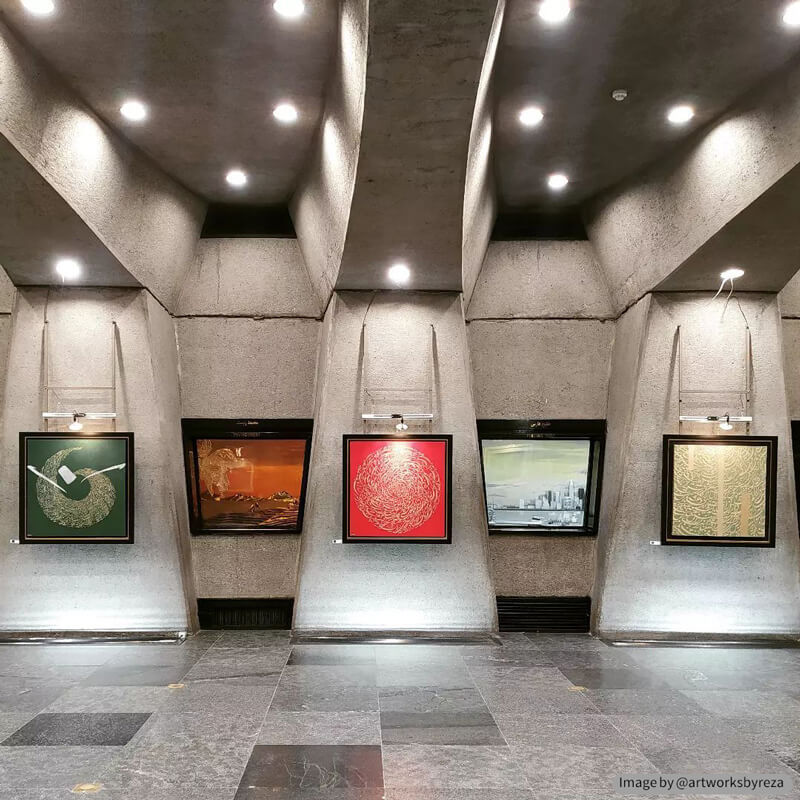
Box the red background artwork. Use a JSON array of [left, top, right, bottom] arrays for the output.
[[346, 438, 449, 539]]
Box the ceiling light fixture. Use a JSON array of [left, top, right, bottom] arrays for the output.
[[225, 169, 248, 188], [21, 0, 55, 16], [720, 267, 744, 282], [547, 173, 569, 190], [55, 258, 81, 281], [273, 0, 305, 18], [273, 103, 299, 123], [667, 104, 695, 125], [388, 262, 411, 285], [538, 0, 571, 23], [611, 89, 628, 102], [120, 99, 147, 122], [519, 106, 544, 127], [783, 1, 800, 26]]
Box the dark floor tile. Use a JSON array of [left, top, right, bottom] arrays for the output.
[[1, 712, 151, 747], [236, 789, 385, 800], [288, 645, 376, 666], [381, 710, 505, 745], [237, 745, 383, 791], [83, 664, 191, 687], [559, 667, 670, 690], [212, 631, 292, 649]]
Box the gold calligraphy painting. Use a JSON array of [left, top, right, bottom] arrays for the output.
[[668, 439, 772, 543]]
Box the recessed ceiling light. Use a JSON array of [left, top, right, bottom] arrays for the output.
[[273, 103, 299, 123], [55, 258, 81, 281], [273, 0, 305, 18], [720, 267, 744, 281], [226, 169, 248, 188], [21, 0, 55, 16], [667, 104, 694, 125], [547, 173, 569, 190], [783, 1, 800, 26], [388, 262, 411, 285], [539, 0, 571, 23], [120, 99, 147, 122], [519, 106, 544, 127]]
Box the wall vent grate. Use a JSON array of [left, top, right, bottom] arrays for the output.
[[496, 596, 590, 632], [197, 598, 294, 630]]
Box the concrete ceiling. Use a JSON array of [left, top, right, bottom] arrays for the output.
[[0, 0, 337, 204], [493, 0, 800, 212]]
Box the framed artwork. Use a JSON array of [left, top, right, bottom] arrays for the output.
[[19, 432, 134, 543], [182, 419, 312, 535], [343, 434, 452, 543], [662, 434, 777, 547], [477, 420, 605, 536]]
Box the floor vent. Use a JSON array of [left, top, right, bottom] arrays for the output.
[[197, 598, 294, 630], [496, 596, 591, 632]]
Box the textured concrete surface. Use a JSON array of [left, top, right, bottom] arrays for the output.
[[0, 0, 337, 204], [490, 536, 595, 596], [176, 239, 322, 318], [291, 0, 368, 308], [468, 319, 614, 419], [781, 319, 800, 419], [466, 241, 614, 320], [779, 269, 800, 317], [495, 0, 800, 210], [0, 265, 15, 312], [0, 133, 139, 287], [294, 292, 497, 633], [462, 0, 504, 305], [192, 535, 301, 598], [176, 315, 319, 599], [0, 20, 204, 309], [595, 293, 800, 637], [176, 317, 319, 419], [335, 0, 496, 291], [587, 55, 800, 311], [0, 288, 191, 631]]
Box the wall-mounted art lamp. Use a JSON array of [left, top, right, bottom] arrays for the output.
[[678, 414, 752, 428]]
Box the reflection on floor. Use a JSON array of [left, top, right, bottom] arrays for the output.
[[0, 631, 797, 799]]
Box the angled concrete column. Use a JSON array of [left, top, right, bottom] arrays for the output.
[[294, 291, 496, 634], [595, 293, 800, 638]]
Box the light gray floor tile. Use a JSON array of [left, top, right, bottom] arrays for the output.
[[258, 711, 381, 745], [43, 686, 170, 713], [681, 690, 800, 718], [495, 712, 630, 748], [586, 688, 706, 716], [0, 745, 119, 789], [183, 649, 287, 685]]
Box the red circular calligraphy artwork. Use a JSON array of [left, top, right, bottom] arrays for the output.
[[353, 443, 441, 534]]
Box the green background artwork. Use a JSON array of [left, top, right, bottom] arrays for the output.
[[24, 436, 130, 540]]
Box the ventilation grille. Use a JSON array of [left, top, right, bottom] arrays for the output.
[[197, 598, 294, 630], [496, 596, 591, 632]]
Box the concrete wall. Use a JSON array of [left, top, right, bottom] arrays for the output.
[[294, 291, 497, 633], [595, 293, 800, 638], [0, 288, 192, 631], [176, 316, 320, 598]]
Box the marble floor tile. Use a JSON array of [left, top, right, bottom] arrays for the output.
[[0, 681, 71, 714], [280, 664, 377, 687], [183, 649, 287, 685], [82, 663, 192, 687], [382, 744, 529, 789], [237, 744, 383, 790], [1, 712, 151, 747], [288, 645, 376, 666], [0, 745, 119, 789], [381, 710, 505, 745], [378, 686, 488, 713], [559, 666, 671, 690], [508, 741, 659, 797], [212, 631, 292, 649], [642, 741, 797, 777], [585, 688, 707, 716], [236, 789, 385, 800], [258, 712, 381, 745], [0, 712, 36, 741], [494, 712, 631, 748], [385, 791, 534, 800], [681, 689, 800, 718], [376, 665, 474, 690], [43, 686, 170, 713], [270, 682, 379, 712]]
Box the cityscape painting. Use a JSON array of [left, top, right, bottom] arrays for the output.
[[182, 419, 313, 534], [477, 420, 605, 535], [481, 439, 590, 529]]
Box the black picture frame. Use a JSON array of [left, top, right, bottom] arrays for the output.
[[19, 431, 135, 544], [181, 418, 313, 535], [476, 419, 605, 536], [661, 434, 777, 547], [342, 434, 453, 544]]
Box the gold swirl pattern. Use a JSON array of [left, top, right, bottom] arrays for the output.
[[36, 447, 116, 529]]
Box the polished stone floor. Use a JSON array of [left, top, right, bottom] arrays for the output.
[[0, 632, 798, 799]]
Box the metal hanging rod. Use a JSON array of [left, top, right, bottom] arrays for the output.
[[361, 413, 434, 421]]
